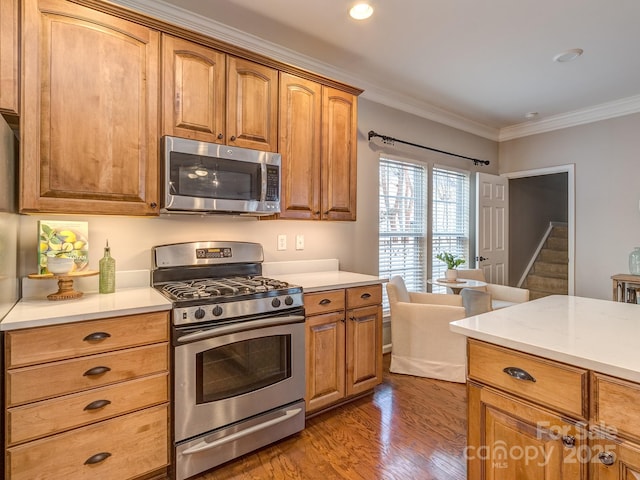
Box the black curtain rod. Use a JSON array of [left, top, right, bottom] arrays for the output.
[[367, 130, 490, 166]]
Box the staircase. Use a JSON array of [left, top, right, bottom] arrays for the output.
[[522, 224, 568, 299]]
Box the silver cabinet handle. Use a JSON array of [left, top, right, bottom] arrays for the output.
[[503, 366, 536, 382], [598, 452, 615, 466]]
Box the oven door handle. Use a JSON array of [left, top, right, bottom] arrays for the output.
[[176, 315, 305, 344], [181, 407, 303, 455]]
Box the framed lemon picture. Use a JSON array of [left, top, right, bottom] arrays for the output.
[[38, 220, 89, 274]]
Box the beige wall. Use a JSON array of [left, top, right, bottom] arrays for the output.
[[17, 97, 499, 279], [500, 112, 640, 299]]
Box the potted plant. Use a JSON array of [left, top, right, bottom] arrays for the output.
[[436, 251, 465, 281]]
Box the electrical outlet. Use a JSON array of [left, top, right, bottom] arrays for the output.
[[296, 234, 304, 250], [277, 234, 287, 251]]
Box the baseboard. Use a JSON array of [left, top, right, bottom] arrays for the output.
[[383, 343, 392, 354]]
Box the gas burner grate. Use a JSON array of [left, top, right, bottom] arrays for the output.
[[160, 276, 291, 301]]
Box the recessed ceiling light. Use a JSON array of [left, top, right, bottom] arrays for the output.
[[525, 112, 539, 120], [553, 48, 584, 63], [349, 3, 373, 20]]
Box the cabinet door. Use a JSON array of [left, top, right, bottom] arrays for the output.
[[226, 56, 278, 152], [278, 72, 322, 219], [468, 383, 587, 480], [591, 436, 640, 480], [346, 303, 382, 396], [162, 34, 225, 143], [0, 0, 19, 121], [20, 0, 160, 215], [305, 310, 345, 413], [321, 87, 357, 220]]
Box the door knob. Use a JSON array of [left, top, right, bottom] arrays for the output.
[[476, 256, 489, 262]]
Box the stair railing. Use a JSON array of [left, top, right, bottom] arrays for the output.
[[517, 221, 567, 288]]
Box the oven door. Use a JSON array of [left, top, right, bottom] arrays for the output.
[[173, 314, 305, 443]]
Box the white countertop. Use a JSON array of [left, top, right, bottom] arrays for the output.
[[450, 295, 640, 383], [270, 271, 386, 293], [1, 288, 172, 331]]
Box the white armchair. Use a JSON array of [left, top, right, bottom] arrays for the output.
[[386, 275, 467, 383], [455, 269, 530, 309]]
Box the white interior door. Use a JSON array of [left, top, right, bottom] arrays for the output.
[[476, 172, 508, 284]]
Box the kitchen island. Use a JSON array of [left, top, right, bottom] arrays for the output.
[[450, 295, 640, 480]]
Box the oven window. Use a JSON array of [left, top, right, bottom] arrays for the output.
[[170, 152, 261, 201], [196, 335, 291, 403]]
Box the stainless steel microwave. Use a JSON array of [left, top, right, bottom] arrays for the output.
[[161, 136, 281, 215]]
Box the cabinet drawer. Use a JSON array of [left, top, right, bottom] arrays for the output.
[[6, 311, 169, 368], [7, 373, 169, 445], [346, 284, 382, 309], [592, 372, 640, 442], [468, 340, 587, 418], [6, 404, 169, 480], [7, 343, 168, 406], [305, 289, 345, 315]]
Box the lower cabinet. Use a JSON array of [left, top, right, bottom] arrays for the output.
[[304, 284, 382, 414], [467, 383, 587, 480], [468, 339, 640, 480], [4, 311, 170, 480]]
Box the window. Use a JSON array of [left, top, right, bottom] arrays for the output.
[[379, 158, 426, 312], [431, 167, 470, 292]]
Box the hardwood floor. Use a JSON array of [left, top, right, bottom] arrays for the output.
[[196, 355, 468, 479]]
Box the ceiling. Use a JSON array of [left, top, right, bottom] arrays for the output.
[[117, 0, 640, 140]]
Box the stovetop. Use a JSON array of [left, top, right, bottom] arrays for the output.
[[151, 241, 305, 326], [159, 276, 294, 302]]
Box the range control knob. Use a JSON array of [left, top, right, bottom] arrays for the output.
[[212, 305, 223, 317], [271, 298, 281, 308], [194, 308, 206, 320], [284, 296, 294, 306]]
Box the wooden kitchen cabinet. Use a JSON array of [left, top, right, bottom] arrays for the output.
[[278, 74, 358, 220], [468, 383, 587, 480], [467, 339, 589, 480], [19, 0, 160, 216], [304, 284, 382, 414], [590, 373, 640, 479], [227, 56, 278, 152], [4, 311, 170, 480], [0, 0, 19, 124], [162, 34, 226, 144], [162, 35, 278, 152]]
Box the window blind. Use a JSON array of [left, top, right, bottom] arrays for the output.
[[379, 158, 426, 312], [431, 167, 470, 292]]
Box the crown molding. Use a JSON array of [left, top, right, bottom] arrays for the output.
[[110, 0, 640, 144], [499, 94, 640, 141]]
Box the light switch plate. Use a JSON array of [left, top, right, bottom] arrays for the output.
[[295, 234, 304, 250]]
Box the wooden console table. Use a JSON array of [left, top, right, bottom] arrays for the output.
[[611, 273, 640, 303]]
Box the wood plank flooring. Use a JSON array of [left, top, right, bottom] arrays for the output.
[[195, 355, 467, 479]]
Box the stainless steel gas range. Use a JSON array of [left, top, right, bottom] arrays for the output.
[[152, 241, 305, 480]]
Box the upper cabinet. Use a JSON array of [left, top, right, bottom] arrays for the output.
[[20, 0, 160, 216], [0, 0, 20, 124], [226, 56, 278, 152], [162, 35, 278, 152], [279, 74, 357, 220], [162, 34, 225, 144]]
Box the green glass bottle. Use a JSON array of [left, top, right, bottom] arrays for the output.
[[99, 240, 116, 294]]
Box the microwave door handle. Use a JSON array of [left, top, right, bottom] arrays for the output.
[[181, 407, 303, 456], [176, 315, 305, 343]]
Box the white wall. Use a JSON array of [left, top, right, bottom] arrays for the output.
[[500, 112, 640, 299]]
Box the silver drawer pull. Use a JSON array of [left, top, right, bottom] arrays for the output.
[[503, 366, 536, 382]]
